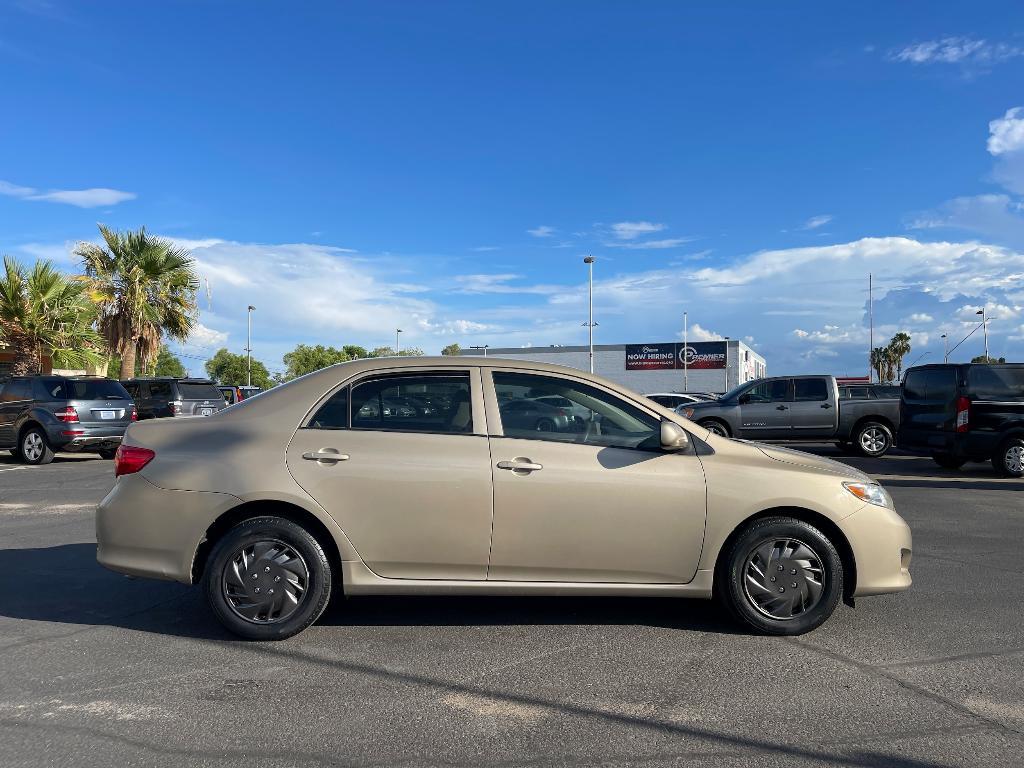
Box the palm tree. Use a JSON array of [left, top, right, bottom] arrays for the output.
[[870, 346, 895, 383], [76, 225, 199, 378], [887, 332, 912, 383], [0, 256, 103, 375]]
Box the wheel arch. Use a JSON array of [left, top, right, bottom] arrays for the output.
[[713, 506, 857, 605], [191, 500, 344, 584], [698, 417, 732, 437], [851, 414, 895, 439]]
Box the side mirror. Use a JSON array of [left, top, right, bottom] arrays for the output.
[[660, 419, 690, 452], [738, 393, 751, 405]]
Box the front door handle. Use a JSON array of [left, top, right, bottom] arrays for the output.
[[302, 449, 350, 463], [496, 458, 543, 473], [776, 405, 789, 411], [820, 403, 833, 409]]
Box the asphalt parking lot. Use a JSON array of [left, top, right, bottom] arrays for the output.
[[0, 448, 1022, 767]]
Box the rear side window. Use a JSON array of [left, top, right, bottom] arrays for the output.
[[61, 380, 131, 400], [794, 378, 828, 401], [177, 383, 223, 400], [875, 386, 901, 399], [904, 369, 957, 400], [345, 373, 472, 434], [0, 379, 31, 401], [309, 386, 349, 429], [967, 367, 1024, 400]]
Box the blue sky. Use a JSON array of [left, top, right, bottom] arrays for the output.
[[2, 1, 1024, 377]]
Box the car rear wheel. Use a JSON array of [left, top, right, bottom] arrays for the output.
[[717, 517, 843, 635], [992, 438, 1024, 478], [932, 452, 966, 470], [535, 418, 555, 432], [18, 427, 55, 465], [700, 419, 730, 438], [854, 422, 892, 457], [205, 516, 332, 640]]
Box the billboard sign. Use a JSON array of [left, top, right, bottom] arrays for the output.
[[625, 342, 727, 371]]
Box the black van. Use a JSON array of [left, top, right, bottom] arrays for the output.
[[898, 363, 1024, 477]]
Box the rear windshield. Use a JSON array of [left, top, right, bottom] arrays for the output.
[[966, 367, 1024, 400], [177, 383, 224, 400], [56, 379, 130, 400]]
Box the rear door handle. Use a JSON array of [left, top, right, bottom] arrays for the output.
[[496, 459, 543, 473], [820, 403, 832, 409], [302, 450, 350, 463]]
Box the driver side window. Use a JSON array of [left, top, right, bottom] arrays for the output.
[[743, 379, 791, 403], [492, 372, 661, 451]]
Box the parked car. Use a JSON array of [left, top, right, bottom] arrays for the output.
[[499, 397, 575, 432], [0, 375, 135, 464], [644, 392, 707, 409], [218, 385, 264, 405], [680, 375, 901, 457], [531, 394, 593, 424], [898, 363, 1024, 477], [121, 377, 226, 419], [97, 357, 911, 640]]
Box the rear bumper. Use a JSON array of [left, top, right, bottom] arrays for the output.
[[59, 434, 123, 452], [96, 474, 242, 583]]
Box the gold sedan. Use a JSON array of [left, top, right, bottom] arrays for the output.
[[97, 357, 911, 640]]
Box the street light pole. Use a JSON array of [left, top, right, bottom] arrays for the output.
[[683, 311, 688, 392], [583, 256, 595, 373], [941, 334, 948, 363], [976, 308, 989, 360], [396, 328, 402, 355], [246, 305, 255, 387]]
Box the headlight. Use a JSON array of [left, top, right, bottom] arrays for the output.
[[842, 481, 892, 508]]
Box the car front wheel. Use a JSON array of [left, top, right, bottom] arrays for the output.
[[700, 419, 730, 438], [992, 438, 1024, 478], [18, 427, 55, 465], [717, 517, 843, 635], [205, 516, 332, 640]]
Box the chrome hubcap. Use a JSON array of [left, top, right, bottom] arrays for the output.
[[860, 427, 887, 454], [23, 432, 43, 461], [1006, 446, 1024, 474], [222, 540, 309, 624], [743, 538, 825, 620]]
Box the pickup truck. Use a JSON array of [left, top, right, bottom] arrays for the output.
[[679, 375, 901, 457]]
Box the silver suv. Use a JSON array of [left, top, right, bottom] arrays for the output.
[[121, 377, 226, 419], [0, 375, 136, 464]]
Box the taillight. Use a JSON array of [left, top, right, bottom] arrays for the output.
[[54, 406, 79, 423], [130, 405, 138, 421], [955, 396, 971, 433], [114, 445, 155, 477], [169, 400, 183, 415]]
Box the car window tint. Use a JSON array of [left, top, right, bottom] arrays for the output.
[[1, 379, 31, 401], [745, 379, 790, 403], [177, 383, 223, 400], [148, 381, 172, 398], [967, 367, 1024, 400], [794, 378, 828, 401], [904, 369, 956, 400], [492, 372, 661, 451], [349, 373, 472, 433], [63, 380, 131, 400], [309, 386, 349, 429], [876, 386, 901, 399]]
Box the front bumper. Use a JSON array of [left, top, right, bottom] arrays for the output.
[[96, 474, 242, 583], [841, 503, 913, 597]]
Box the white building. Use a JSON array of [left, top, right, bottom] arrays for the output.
[[463, 340, 766, 394]]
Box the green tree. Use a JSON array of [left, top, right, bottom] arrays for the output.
[[971, 355, 1006, 364], [369, 346, 424, 358], [205, 347, 272, 388], [870, 346, 896, 383], [76, 225, 199, 379], [886, 332, 912, 382], [441, 342, 461, 356], [0, 256, 104, 375], [282, 344, 351, 379], [342, 345, 368, 359], [153, 347, 187, 377]]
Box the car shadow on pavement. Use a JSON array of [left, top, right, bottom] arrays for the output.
[[0, 542, 746, 639]]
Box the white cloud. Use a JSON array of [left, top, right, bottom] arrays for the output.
[[799, 214, 833, 230], [609, 221, 665, 240], [889, 38, 1023, 66], [0, 179, 136, 208], [607, 237, 696, 250], [903, 313, 934, 324], [527, 225, 555, 238], [988, 107, 1024, 155], [684, 323, 723, 342], [188, 323, 229, 349]]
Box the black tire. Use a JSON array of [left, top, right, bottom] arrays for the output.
[[932, 452, 966, 470], [18, 426, 55, 465], [700, 419, 731, 438], [98, 447, 118, 460], [204, 516, 332, 640], [535, 418, 555, 432], [991, 437, 1024, 478], [716, 516, 843, 636], [853, 421, 892, 457]]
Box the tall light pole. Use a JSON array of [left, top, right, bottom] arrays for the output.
[[246, 305, 255, 387], [976, 308, 989, 360], [868, 273, 874, 383], [683, 311, 689, 392], [941, 333, 948, 363], [583, 256, 596, 373], [396, 328, 402, 355]]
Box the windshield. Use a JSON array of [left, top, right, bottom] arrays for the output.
[[177, 383, 224, 401], [718, 381, 756, 402]]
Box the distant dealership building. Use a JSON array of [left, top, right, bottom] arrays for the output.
[[463, 340, 766, 394]]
